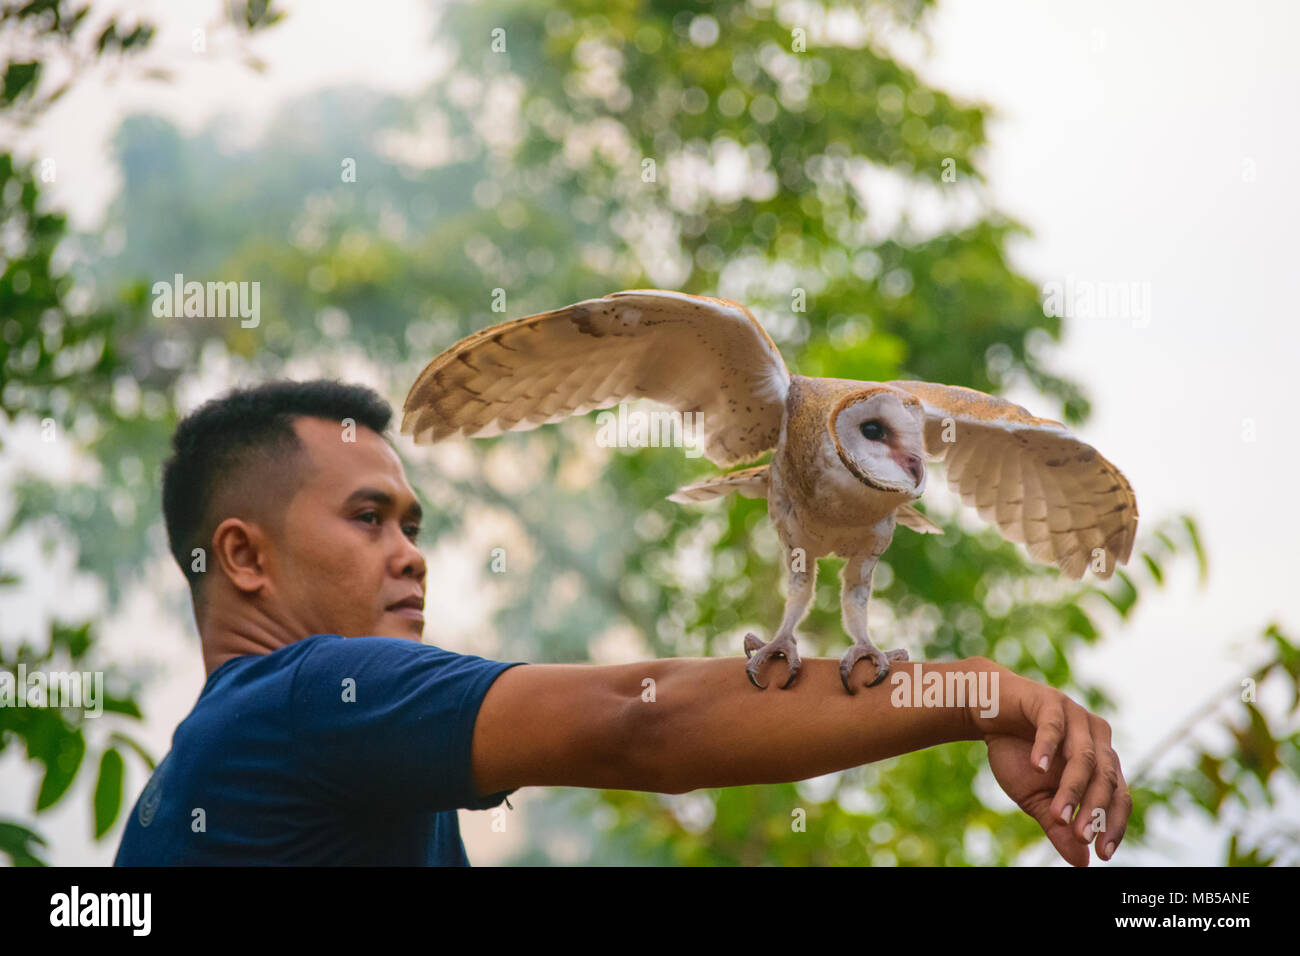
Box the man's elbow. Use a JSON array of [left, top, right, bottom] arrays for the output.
[[611, 674, 692, 795]]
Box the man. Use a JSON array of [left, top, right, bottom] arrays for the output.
[[115, 379, 1131, 866]]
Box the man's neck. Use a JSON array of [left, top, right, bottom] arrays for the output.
[[198, 606, 305, 677]]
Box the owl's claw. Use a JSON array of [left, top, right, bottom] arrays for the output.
[[840, 644, 909, 693], [743, 632, 802, 689]]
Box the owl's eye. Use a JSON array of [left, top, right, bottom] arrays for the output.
[[860, 420, 886, 442]]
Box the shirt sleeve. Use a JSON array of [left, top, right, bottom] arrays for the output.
[[290, 635, 526, 814]]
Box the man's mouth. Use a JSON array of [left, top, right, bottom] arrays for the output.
[[386, 595, 425, 620]]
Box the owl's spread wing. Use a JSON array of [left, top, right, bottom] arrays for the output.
[[402, 290, 791, 467], [888, 380, 1138, 579]]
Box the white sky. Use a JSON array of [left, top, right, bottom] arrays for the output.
[[1, 0, 1297, 866]]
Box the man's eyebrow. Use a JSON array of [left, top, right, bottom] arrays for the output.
[[343, 487, 423, 521]]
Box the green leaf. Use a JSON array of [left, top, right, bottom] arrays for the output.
[[1230, 705, 1281, 789], [1100, 569, 1138, 618], [35, 727, 84, 811], [1181, 514, 1208, 585], [108, 731, 156, 772], [236, 0, 286, 31], [1226, 832, 1275, 866], [1141, 552, 1164, 586], [0, 819, 49, 867], [94, 22, 118, 53], [50, 621, 92, 658], [2, 61, 40, 105], [99, 693, 143, 719], [93, 747, 124, 838], [118, 24, 155, 50]]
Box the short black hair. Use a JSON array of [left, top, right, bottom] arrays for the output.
[[161, 379, 392, 600]]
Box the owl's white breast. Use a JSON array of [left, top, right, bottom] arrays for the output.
[[769, 431, 904, 558]]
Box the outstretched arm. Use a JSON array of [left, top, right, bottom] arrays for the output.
[[470, 654, 1129, 864]]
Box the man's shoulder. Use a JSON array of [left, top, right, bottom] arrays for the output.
[[289, 635, 521, 700], [293, 634, 490, 671]]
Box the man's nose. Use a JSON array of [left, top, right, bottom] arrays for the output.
[[395, 535, 426, 579]]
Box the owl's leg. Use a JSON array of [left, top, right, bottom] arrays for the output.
[[838, 553, 909, 693], [744, 546, 816, 690]]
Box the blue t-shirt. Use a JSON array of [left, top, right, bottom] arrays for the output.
[[114, 634, 525, 866]]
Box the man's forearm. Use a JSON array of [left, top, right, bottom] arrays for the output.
[[472, 650, 1128, 866], [625, 655, 991, 794]]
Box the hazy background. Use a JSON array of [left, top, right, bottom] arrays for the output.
[[2, 0, 1296, 866]]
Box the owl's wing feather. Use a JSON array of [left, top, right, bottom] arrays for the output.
[[888, 380, 1138, 579], [667, 465, 770, 503], [402, 290, 790, 467], [895, 503, 943, 535]]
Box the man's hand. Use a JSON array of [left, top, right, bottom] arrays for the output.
[[969, 661, 1131, 866]]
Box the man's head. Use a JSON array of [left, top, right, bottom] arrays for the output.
[[162, 380, 427, 644]]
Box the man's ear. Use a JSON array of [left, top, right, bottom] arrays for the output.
[[211, 517, 269, 596]]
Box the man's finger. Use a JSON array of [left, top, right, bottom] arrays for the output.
[[1075, 715, 1118, 845], [1029, 694, 1067, 774], [1100, 754, 1133, 861], [1051, 701, 1098, 833]]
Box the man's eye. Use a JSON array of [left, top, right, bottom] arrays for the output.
[[358, 511, 381, 525], [403, 525, 421, 542]]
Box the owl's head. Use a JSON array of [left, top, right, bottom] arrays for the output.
[[828, 387, 927, 497]]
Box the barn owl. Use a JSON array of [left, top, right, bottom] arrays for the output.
[[401, 290, 1138, 692]]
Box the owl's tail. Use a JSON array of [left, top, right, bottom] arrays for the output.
[[667, 465, 770, 504]]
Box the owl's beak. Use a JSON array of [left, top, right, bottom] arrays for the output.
[[898, 452, 925, 489]]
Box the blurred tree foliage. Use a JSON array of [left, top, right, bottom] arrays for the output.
[[1, 0, 1296, 865], [0, 0, 282, 865]]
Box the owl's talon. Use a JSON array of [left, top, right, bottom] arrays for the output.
[[744, 633, 802, 690], [840, 644, 909, 693]]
